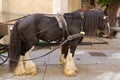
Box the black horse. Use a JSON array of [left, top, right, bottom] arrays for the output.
[[9, 9, 109, 76]]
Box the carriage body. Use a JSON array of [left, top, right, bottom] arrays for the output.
[[0, 23, 9, 65], [0, 23, 8, 35]]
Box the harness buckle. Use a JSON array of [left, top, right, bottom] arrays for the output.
[[80, 31, 85, 35]]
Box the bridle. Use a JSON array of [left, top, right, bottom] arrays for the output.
[[102, 15, 111, 37]]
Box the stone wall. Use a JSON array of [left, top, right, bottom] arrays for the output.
[[0, 0, 53, 21], [0, 0, 82, 35], [0, 0, 82, 18], [8, 0, 53, 15]]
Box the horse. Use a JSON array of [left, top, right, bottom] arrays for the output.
[[9, 9, 109, 76]]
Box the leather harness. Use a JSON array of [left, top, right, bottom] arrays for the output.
[[54, 12, 85, 39]]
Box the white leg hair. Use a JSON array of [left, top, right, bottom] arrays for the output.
[[24, 46, 37, 75], [14, 56, 25, 76], [64, 50, 78, 76], [59, 54, 66, 65]]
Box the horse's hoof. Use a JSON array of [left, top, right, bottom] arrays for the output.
[[14, 70, 26, 76], [60, 59, 66, 66], [64, 66, 78, 76], [64, 68, 78, 76], [59, 54, 66, 66], [25, 61, 37, 75], [31, 71, 37, 76], [14, 67, 26, 76], [25, 68, 37, 76]]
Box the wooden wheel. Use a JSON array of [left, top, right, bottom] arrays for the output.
[[0, 44, 8, 65], [0, 52, 8, 65]]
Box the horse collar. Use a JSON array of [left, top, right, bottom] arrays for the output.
[[54, 14, 69, 38]]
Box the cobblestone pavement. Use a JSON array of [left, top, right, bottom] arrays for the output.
[[0, 37, 120, 80]]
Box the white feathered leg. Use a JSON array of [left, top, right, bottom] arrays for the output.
[[64, 52, 78, 76], [14, 56, 26, 76], [24, 46, 37, 75], [59, 54, 66, 65]]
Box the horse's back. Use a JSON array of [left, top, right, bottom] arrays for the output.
[[17, 14, 42, 30]]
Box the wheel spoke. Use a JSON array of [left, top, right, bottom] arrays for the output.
[[0, 56, 5, 62], [0, 54, 8, 58], [0, 53, 8, 64]]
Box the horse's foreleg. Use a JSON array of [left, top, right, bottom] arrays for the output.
[[59, 44, 69, 65], [24, 46, 37, 75], [59, 54, 66, 65], [64, 40, 78, 76], [14, 56, 26, 76], [64, 51, 78, 76]]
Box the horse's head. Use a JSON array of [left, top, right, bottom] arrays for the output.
[[98, 12, 110, 37]]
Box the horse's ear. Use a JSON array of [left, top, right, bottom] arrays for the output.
[[104, 5, 109, 16]]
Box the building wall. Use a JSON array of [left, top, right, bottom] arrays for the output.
[[68, 0, 81, 12], [1, 0, 82, 16], [8, 0, 53, 15], [0, 0, 82, 42], [53, 0, 68, 14], [0, 0, 2, 12]]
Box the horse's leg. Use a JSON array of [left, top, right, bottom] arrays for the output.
[[24, 46, 37, 75], [14, 56, 26, 76], [59, 44, 69, 65], [64, 40, 79, 76]]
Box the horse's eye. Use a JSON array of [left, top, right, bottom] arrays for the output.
[[103, 16, 107, 19]]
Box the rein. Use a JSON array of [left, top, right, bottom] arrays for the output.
[[0, 15, 29, 25], [8, 13, 85, 62], [20, 20, 62, 40], [20, 14, 84, 40], [9, 33, 85, 62]]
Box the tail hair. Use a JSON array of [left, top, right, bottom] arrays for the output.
[[9, 20, 21, 72]]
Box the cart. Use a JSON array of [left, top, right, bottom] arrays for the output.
[[0, 43, 8, 65], [0, 23, 9, 65], [0, 15, 28, 65]]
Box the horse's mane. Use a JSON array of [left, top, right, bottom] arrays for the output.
[[65, 9, 105, 36], [83, 10, 104, 36]]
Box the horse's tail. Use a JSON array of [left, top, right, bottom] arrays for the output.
[[9, 20, 21, 72]]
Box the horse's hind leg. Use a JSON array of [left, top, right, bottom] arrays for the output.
[[59, 44, 69, 65], [24, 46, 37, 75], [14, 46, 37, 76], [14, 56, 26, 76]]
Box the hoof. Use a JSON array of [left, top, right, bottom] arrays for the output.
[[14, 69, 26, 76], [60, 58, 66, 66], [64, 67, 78, 76], [13, 56, 26, 76], [64, 53, 78, 76], [59, 54, 66, 66], [25, 61, 37, 75], [25, 70, 37, 76]]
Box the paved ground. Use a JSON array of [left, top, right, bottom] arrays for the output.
[[0, 37, 120, 80]]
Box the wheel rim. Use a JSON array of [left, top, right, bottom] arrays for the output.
[[0, 52, 9, 65]]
